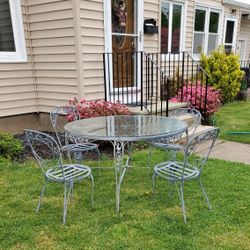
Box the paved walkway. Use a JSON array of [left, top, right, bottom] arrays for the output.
[[209, 140, 250, 165]]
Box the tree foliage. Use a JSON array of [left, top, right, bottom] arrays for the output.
[[200, 47, 244, 103]]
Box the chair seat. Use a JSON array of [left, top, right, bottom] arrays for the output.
[[46, 164, 92, 182], [62, 142, 98, 152], [154, 161, 200, 181]]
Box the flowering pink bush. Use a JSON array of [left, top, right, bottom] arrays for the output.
[[170, 82, 221, 116], [67, 98, 130, 121]]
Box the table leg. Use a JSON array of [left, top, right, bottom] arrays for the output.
[[112, 141, 129, 213]]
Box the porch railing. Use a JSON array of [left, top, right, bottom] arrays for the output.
[[103, 51, 210, 120], [240, 60, 250, 88]]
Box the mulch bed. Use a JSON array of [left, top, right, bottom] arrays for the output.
[[14, 132, 115, 162]]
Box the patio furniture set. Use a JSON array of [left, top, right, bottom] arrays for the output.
[[25, 107, 219, 225]]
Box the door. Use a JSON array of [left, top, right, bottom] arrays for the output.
[[104, 0, 143, 103], [112, 0, 135, 88]]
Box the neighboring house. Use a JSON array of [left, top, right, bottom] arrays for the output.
[[0, 0, 250, 132]]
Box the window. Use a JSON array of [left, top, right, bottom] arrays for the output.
[[0, 0, 27, 62], [161, 1, 184, 53], [193, 7, 221, 56], [224, 18, 237, 54]]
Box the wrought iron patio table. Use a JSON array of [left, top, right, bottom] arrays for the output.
[[64, 115, 187, 213]]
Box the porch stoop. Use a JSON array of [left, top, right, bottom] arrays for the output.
[[128, 101, 189, 115]]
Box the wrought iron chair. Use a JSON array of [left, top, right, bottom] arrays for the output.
[[152, 127, 219, 223], [50, 106, 100, 163], [148, 107, 202, 164], [25, 129, 94, 225]]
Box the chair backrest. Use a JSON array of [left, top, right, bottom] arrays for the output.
[[50, 106, 80, 148], [183, 127, 219, 173], [172, 108, 202, 137], [24, 129, 62, 174]]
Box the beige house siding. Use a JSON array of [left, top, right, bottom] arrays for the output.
[[28, 0, 79, 113], [80, 0, 105, 101], [239, 17, 250, 60], [0, 0, 249, 120], [144, 0, 159, 53], [0, 1, 36, 117]]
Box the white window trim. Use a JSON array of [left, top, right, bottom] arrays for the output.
[[0, 0, 27, 63], [192, 5, 223, 59], [160, 0, 186, 54], [223, 16, 238, 53]]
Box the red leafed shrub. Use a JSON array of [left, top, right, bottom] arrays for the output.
[[170, 82, 222, 116], [67, 98, 130, 121]]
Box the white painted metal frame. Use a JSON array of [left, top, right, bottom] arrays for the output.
[[192, 5, 223, 59], [103, 0, 144, 103], [238, 38, 247, 61], [0, 0, 27, 63]]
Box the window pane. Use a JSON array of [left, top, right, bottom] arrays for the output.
[[225, 45, 232, 54], [171, 4, 182, 53], [0, 0, 15, 52], [208, 34, 218, 53], [161, 2, 169, 53], [195, 9, 206, 32], [209, 12, 219, 33], [225, 20, 235, 43], [193, 33, 204, 54]]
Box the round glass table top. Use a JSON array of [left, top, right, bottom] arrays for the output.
[[64, 115, 187, 142]]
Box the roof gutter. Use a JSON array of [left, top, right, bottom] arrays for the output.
[[223, 0, 250, 10]]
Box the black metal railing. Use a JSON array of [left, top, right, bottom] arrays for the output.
[[103, 51, 171, 116], [103, 51, 210, 120]]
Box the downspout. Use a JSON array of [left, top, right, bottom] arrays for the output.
[[24, 0, 39, 113], [72, 0, 84, 101]]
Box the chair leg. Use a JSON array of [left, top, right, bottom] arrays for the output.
[[199, 177, 212, 210], [90, 174, 94, 208], [36, 179, 47, 213], [168, 181, 175, 199], [69, 181, 74, 200], [95, 148, 101, 162], [63, 182, 71, 225], [152, 172, 157, 195], [146, 146, 154, 177], [180, 181, 187, 223]]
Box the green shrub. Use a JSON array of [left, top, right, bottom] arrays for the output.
[[0, 131, 23, 160], [200, 47, 244, 103]]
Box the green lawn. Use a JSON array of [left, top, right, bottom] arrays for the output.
[[1, 150, 250, 250], [215, 101, 250, 144]]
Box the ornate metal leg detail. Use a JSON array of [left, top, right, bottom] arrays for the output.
[[199, 177, 212, 210], [112, 141, 126, 213], [36, 178, 47, 213]]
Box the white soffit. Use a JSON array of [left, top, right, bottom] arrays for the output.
[[223, 0, 250, 10]]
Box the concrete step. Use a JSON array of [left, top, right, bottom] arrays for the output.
[[128, 101, 189, 115]]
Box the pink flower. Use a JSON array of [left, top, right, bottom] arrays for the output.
[[170, 82, 221, 116], [66, 98, 131, 121]]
